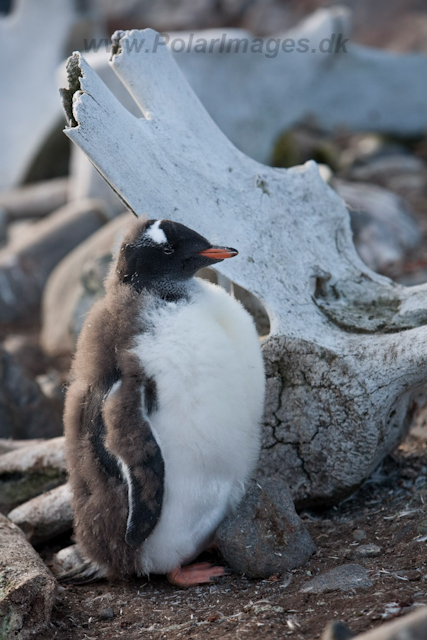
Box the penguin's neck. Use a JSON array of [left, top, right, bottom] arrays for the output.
[[133, 275, 195, 303]]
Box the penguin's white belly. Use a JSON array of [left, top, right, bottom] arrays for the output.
[[131, 279, 265, 575]]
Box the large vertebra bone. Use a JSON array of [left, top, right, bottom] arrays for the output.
[[60, 29, 427, 507]]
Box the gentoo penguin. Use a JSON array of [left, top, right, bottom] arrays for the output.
[[64, 217, 265, 587]]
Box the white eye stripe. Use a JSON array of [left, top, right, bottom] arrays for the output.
[[146, 220, 167, 245]]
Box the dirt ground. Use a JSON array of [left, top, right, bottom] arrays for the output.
[[34, 417, 427, 640]]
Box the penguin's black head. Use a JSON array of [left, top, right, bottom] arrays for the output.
[[116, 219, 238, 296]]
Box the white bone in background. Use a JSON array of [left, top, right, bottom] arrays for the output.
[[0, 438, 45, 455], [8, 483, 73, 546], [60, 28, 427, 506], [172, 7, 427, 159], [0, 0, 76, 190], [0, 437, 65, 480], [0, 178, 69, 221], [58, 7, 427, 169]]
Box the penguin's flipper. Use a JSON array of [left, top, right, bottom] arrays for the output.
[[118, 447, 164, 549], [102, 367, 164, 550]]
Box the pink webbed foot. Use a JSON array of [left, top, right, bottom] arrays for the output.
[[166, 562, 227, 587]]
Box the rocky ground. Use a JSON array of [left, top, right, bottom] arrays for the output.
[[30, 419, 427, 640]]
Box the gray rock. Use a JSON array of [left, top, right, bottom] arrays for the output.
[[215, 479, 316, 578], [0, 513, 57, 638], [100, 608, 115, 620], [0, 198, 109, 326], [69, 253, 113, 342], [352, 529, 367, 541], [0, 346, 62, 440], [333, 179, 422, 271], [41, 213, 132, 357], [6, 219, 35, 247], [322, 620, 355, 640], [301, 564, 372, 594], [0, 206, 7, 247], [347, 155, 426, 189], [0, 177, 69, 221], [3, 334, 49, 378]]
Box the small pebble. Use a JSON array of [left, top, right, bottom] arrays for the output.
[[353, 543, 382, 558], [352, 529, 366, 541], [417, 519, 427, 535], [100, 608, 115, 620]]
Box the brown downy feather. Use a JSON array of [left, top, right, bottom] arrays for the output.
[[64, 216, 163, 578]]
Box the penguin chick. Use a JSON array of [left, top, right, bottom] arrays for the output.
[[64, 217, 265, 587]]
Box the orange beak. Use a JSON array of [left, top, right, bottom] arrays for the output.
[[198, 247, 238, 260]]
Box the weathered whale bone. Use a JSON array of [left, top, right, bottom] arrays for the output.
[[0, 513, 57, 638], [0, 0, 77, 190], [8, 483, 73, 546], [0, 437, 66, 506], [60, 29, 427, 506]]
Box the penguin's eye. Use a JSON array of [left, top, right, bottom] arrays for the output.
[[163, 246, 174, 255]]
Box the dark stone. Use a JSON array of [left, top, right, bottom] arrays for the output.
[[0, 346, 62, 439], [0, 199, 108, 327], [215, 478, 316, 579], [322, 620, 355, 640], [352, 529, 366, 541], [100, 608, 115, 620], [3, 334, 49, 378]]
